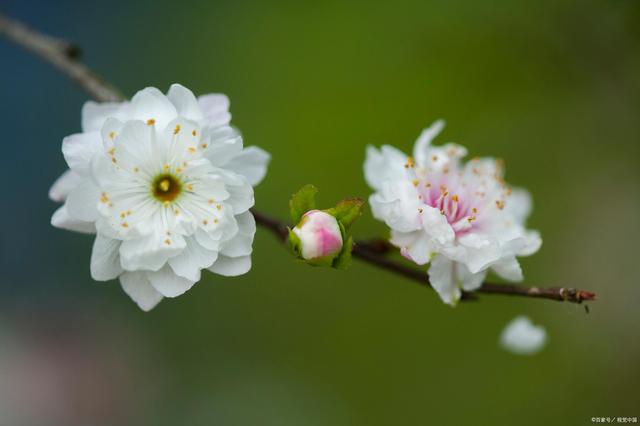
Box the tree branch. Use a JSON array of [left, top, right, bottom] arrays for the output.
[[1, 13, 596, 305], [0, 13, 124, 102], [251, 210, 595, 303]]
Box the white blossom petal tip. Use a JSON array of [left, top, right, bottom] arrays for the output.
[[499, 315, 547, 355], [50, 84, 271, 310]]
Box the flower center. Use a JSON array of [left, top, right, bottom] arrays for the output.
[[152, 173, 182, 202]]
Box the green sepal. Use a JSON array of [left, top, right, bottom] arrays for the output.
[[332, 235, 353, 270], [306, 254, 336, 267], [326, 198, 364, 230], [289, 184, 318, 224]]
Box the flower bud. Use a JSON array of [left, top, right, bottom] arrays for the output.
[[292, 210, 343, 260]]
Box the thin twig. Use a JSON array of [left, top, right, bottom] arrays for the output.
[[1, 13, 596, 305], [0, 14, 124, 102], [251, 210, 595, 303]]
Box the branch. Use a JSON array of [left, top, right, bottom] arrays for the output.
[[251, 210, 595, 303], [1, 13, 596, 305], [0, 13, 124, 102]]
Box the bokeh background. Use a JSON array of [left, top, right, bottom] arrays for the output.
[[1, 0, 639, 424]]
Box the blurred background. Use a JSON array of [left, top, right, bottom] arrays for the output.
[[1, 0, 639, 424]]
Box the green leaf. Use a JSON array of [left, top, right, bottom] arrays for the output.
[[289, 184, 318, 224], [327, 198, 364, 229], [333, 235, 353, 270]]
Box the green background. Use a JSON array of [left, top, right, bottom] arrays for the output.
[[1, 0, 639, 424]]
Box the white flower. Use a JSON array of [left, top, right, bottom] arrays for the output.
[[500, 315, 547, 355], [292, 210, 343, 260], [49, 84, 270, 311], [364, 120, 541, 305]]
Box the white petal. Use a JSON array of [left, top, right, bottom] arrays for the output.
[[395, 232, 432, 265], [197, 93, 231, 127], [62, 131, 102, 174], [66, 181, 100, 222], [224, 146, 271, 186], [421, 206, 455, 246], [120, 271, 163, 311], [51, 205, 95, 233], [413, 119, 445, 167], [518, 230, 542, 257], [491, 256, 523, 282], [428, 255, 460, 306], [505, 188, 533, 224], [146, 265, 196, 298], [454, 233, 502, 274], [167, 83, 203, 121], [369, 180, 422, 233], [500, 316, 547, 355], [82, 101, 125, 132], [100, 117, 124, 148], [130, 87, 177, 130], [455, 262, 487, 291], [207, 255, 251, 277], [113, 120, 155, 168], [363, 145, 408, 191], [194, 227, 223, 251], [168, 237, 218, 281], [225, 179, 255, 215], [49, 170, 82, 202], [120, 232, 186, 272], [90, 234, 123, 281], [203, 126, 244, 166], [219, 212, 256, 257]]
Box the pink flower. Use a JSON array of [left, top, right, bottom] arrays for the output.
[[364, 120, 541, 305]]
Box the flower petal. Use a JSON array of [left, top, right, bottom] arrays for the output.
[[167, 83, 203, 121], [62, 131, 102, 175], [130, 87, 177, 131], [500, 316, 547, 355], [491, 256, 523, 282], [203, 126, 244, 167], [455, 262, 487, 291], [505, 188, 533, 223], [146, 265, 196, 298], [66, 180, 100, 222], [219, 212, 256, 257], [51, 204, 95, 234], [225, 179, 255, 215], [207, 255, 251, 277], [120, 271, 163, 311], [90, 234, 122, 281], [168, 237, 218, 281], [369, 180, 422, 233], [224, 146, 271, 186], [363, 145, 408, 191], [49, 169, 82, 202], [413, 119, 445, 167], [421, 206, 455, 246], [454, 233, 502, 274], [428, 255, 460, 306], [120, 232, 186, 272], [197, 93, 231, 127], [82, 100, 126, 132]]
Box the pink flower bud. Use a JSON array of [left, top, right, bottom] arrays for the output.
[[292, 210, 343, 260]]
